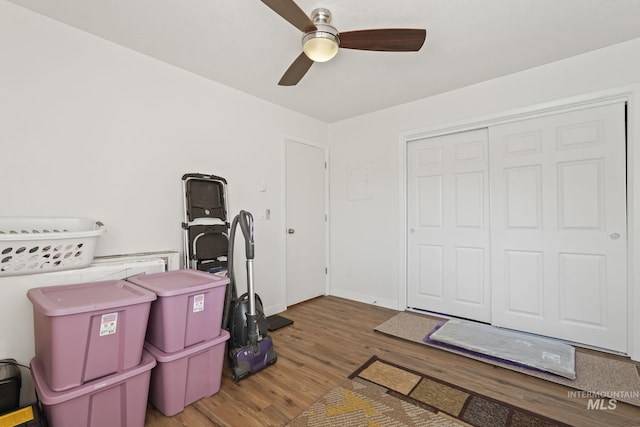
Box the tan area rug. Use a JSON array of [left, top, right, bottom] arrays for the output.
[[375, 311, 640, 407], [287, 377, 463, 426]]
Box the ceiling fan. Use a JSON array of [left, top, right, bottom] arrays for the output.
[[261, 0, 427, 86]]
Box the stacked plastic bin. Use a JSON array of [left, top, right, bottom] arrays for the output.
[[26, 280, 157, 427], [127, 269, 229, 417]]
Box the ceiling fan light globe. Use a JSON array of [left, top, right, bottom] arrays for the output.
[[302, 32, 339, 62]]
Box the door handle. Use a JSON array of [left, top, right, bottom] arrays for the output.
[[287, 228, 295, 234]]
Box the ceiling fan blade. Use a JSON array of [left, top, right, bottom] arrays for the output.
[[339, 29, 426, 51], [261, 0, 317, 33], [279, 53, 314, 86]]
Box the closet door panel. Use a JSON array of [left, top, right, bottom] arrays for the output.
[[490, 102, 627, 352], [416, 244, 443, 298], [504, 250, 544, 318], [407, 129, 490, 322], [557, 160, 603, 229], [504, 165, 542, 229]]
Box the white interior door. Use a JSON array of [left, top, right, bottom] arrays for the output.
[[490, 102, 627, 352], [407, 129, 491, 322], [285, 139, 327, 306]]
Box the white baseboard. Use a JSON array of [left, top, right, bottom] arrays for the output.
[[264, 303, 288, 317], [328, 287, 398, 310]]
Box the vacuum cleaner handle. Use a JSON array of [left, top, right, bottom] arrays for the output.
[[238, 210, 260, 352], [238, 210, 254, 260]]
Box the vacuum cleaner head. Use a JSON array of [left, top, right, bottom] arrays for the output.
[[228, 337, 278, 382]]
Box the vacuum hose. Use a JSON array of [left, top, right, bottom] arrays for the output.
[[223, 210, 260, 353]]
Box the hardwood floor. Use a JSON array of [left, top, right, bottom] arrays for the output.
[[144, 296, 640, 426]]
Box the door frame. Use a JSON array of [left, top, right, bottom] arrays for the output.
[[398, 84, 640, 361], [281, 136, 329, 308]]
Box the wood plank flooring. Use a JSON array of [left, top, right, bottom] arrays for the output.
[[144, 296, 640, 426]]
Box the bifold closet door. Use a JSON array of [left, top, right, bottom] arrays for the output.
[[489, 102, 627, 353], [407, 129, 491, 322]]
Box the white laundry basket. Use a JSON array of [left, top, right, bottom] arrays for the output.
[[0, 217, 106, 276]]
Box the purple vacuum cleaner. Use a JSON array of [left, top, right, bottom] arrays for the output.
[[224, 210, 277, 381]]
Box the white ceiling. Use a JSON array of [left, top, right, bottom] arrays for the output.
[[8, 0, 640, 123]]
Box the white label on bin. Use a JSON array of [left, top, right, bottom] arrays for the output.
[[193, 294, 205, 313], [100, 312, 118, 336]]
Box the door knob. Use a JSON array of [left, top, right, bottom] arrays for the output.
[[287, 228, 295, 234], [610, 232, 621, 240]]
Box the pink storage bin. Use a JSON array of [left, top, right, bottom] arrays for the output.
[[27, 280, 156, 391], [144, 329, 229, 416], [127, 269, 229, 353], [31, 350, 155, 427]]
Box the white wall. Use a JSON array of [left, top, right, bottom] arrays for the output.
[[328, 37, 640, 311], [5, 0, 640, 359], [0, 1, 328, 318]]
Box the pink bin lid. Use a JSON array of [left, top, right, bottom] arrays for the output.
[[27, 280, 156, 316], [127, 269, 228, 297]]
